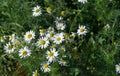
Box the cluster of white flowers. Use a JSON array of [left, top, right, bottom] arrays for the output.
[[78, 0, 87, 3]]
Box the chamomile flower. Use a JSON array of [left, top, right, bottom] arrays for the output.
[[32, 70, 39, 76], [60, 46, 66, 52], [77, 25, 87, 35], [24, 30, 35, 43], [115, 63, 120, 73], [46, 32, 54, 39], [19, 46, 31, 58], [53, 33, 64, 44], [13, 39, 20, 46], [41, 62, 51, 72], [68, 32, 76, 42], [36, 37, 49, 49], [32, 6, 42, 16], [46, 48, 59, 63], [4, 42, 15, 54], [9, 34, 15, 42], [47, 27, 55, 33], [58, 59, 66, 66], [78, 0, 87, 3], [39, 29, 46, 36], [56, 22, 66, 30], [0, 36, 5, 42], [55, 16, 63, 24], [104, 24, 110, 30]]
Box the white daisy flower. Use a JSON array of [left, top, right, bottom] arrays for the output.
[[4, 42, 15, 54], [9, 34, 15, 42], [13, 39, 20, 46], [47, 27, 55, 33], [77, 25, 87, 35], [58, 59, 66, 66], [36, 37, 49, 49], [32, 5, 42, 16], [104, 24, 110, 30], [56, 22, 66, 30], [46, 32, 54, 40], [68, 32, 76, 42], [53, 33, 64, 44], [55, 16, 63, 24], [60, 46, 66, 52], [41, 62, 51, 72], [78, 0, 87, 3], [46, 48, 59, 63], [115, 63, 120, 73], [24, 30, 35, 43], [39, 29, 46, 36], [19, 46, 31, 58], [32, 70, 39, 76], [0, 36, 6, 42]]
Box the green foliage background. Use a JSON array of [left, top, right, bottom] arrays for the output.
[[0, 0, 120, 76]]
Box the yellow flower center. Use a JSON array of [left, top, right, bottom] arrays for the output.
[[0, 36, 3, 40], [40, 40, 46, 45], [40, 29, 45, 33], [62, 60, 65, 63], [46, 7, 51, 13], [22, 50, 28, 56], [61, 11, 65, 16], [43, 64, 48, 68], [56, 37, 61, 41], [14, 41, 19, 45], [58, 26, 62, 29], [80, 28, 85, 32], [27, 34, 32, 39], [35, 9, 40, 13], [8, 45, 13, 50], [74, 55, 79, 59], [69, 35, 73, 39], [51, 45, 55, 48], [50, 33, 53, 37], [48, 52, 54, 57]]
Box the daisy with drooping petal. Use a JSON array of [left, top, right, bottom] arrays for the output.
[[53, 33, 64, 44], [60, 46, 66, 52], [4, 42, 15, 54], [32, 70, 39, 76], [32, 5, 42, 16], [19, 46, 31, 58], [46, 48, 59, 63], [13, 39, 20, 46], [47, 27, 55, 33], [77, 25, 87, 35], [24, 30, 35, 43], [56, 22, 66, 30], [0, 36, 6, 42], [46, 32, 54, 40], [41, 62, 51, 72], [68, 32, 76, 42], [78, 0, 87, 3], [55, 16, 63, 24], [9, 34, 15, 42], [36, 37, 49, 49], [39, 29, 46, 36], [115, 63, 120, 73], [58, 59, 66, 66], [104, 24, 110, 30]]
